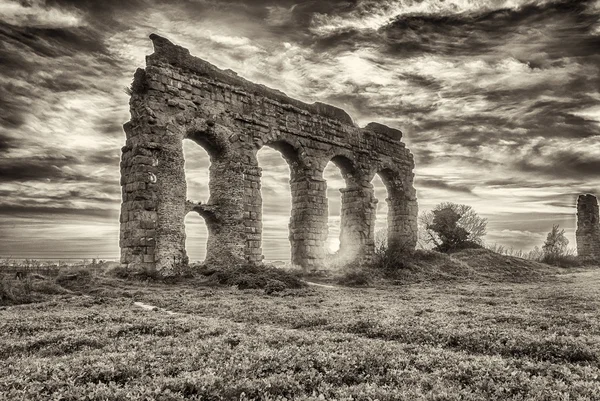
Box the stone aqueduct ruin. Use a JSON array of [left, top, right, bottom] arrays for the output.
[[120, 35, 418, 274]]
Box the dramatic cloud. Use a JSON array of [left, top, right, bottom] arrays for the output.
[[1, 0, 598, 259]]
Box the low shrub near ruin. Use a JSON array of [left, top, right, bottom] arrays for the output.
[[209, 263, 305, 290], [540, 253, 583, 268], [55, 268, 94, 290], [336, 269, 371, 287], [0, 274, 69, 306]]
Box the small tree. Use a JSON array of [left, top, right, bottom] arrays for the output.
[[542, 224, 569, 258], [420, 202, 487, 252]]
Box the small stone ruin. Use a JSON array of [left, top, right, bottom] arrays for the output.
[[119, 34, 418, 275], [576, 194, 600, 260]]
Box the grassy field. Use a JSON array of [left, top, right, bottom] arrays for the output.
[[1, 251, 600, 400]]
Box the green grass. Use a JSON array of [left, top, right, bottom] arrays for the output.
[[1, 258, 600, 400]]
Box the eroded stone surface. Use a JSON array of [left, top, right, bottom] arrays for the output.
[[120, 34, 418, 275], [577, 194, 600, 260]]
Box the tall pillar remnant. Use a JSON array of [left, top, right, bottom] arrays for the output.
[[119, 34, 418, 275], [576, 194, 600, 260]]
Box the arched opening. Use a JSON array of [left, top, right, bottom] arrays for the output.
[[256, 142, 297, 263], [183, 139, 211, 204], [182, 139, 211, 262], [372, 173, 389, 248], [323, 156, 357, 258], [183, 213, 208, 262], [323, 161, 345, 255]]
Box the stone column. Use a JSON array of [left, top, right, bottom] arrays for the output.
[[120, 100, 188, 275], [338, 176, 378, 264], [184, 153, 249, 266], [120, 122, 161, 272], [384, 172, 418, 250], [153, 124, 188, 274], [289, 167, 328, 268], [243, 163, 263, 264], [576, 194, 600, 260], [201, 156, 248, 265]]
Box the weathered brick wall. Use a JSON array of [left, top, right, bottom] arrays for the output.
[[576, 194, 600, 260], [120, 34, 418, 275]]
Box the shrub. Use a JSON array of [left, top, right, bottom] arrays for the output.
[[542, 224, 569, 258], [336, 269, 371, 287], [109, 265, 130, 279], [420, 202, 487, 252], [0, 275, 32, 305], [541, 249, 582, 268], [371, 233, 416, 272], [539, 225, 582, 268], [372, 244, 411, 271], [0, 274, 68, 306], [55, 268, 93, 288], [210, 263, 304, 290], [264, 279, 287, 295]]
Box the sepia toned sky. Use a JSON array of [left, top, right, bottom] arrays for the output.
[[1, 0, 599, 260]]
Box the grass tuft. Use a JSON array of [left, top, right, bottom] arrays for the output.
[[0, 274, 69, 306]]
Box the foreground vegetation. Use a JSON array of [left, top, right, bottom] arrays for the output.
[[1, 252, 600, 400]]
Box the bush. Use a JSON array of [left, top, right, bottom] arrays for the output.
[[109, 266, 130, 279], [264, 279, 287, 295], [372, 244, 411, 271], [371, 233, 416, 272], [55, 268, 94, 290], [539, 225, 581, 268], [210, 263, 304, 290], [0, 275, 32, 305], [446, 240, 484, 253], [336, 269, 371, 287], [0, 274, 68, 306], [541, 253, 582, 268], [420, 202, 487, 252]]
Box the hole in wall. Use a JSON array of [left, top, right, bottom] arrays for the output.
[[372, 173, 389, 247], [323, 161, 345, 254], [183, 139, 210, 262], [257, 145, 293, 263], [184, 213, 208, 262], [183, 140, 210, 204]]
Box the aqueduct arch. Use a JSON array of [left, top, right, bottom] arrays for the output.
[[120, 34, 418, 275]]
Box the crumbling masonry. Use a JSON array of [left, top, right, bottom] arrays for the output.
[[576, 194, 600, 260], [120, 34, 418, 274]]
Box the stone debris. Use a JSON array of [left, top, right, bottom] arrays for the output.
[[120, 34, 418, 275], [133, 301, 177, 315]]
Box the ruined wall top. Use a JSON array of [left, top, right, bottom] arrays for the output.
[[146, 33, 405, 142], [577, 194, 599, 225], [578, 193, 599, 206]]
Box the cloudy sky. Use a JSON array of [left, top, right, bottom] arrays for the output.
[[1, 0, 599, 261]]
